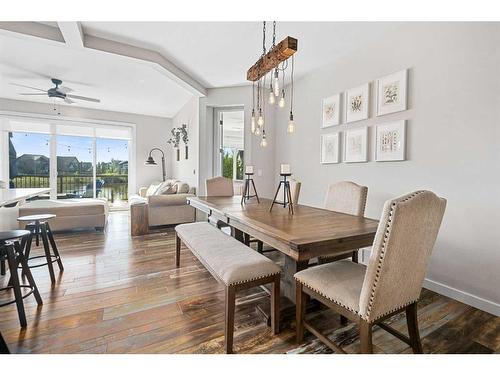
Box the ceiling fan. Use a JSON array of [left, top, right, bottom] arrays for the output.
[[10, 78, 100, 104]]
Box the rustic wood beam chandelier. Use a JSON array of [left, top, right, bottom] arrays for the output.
[[248, 21, 298, 147]]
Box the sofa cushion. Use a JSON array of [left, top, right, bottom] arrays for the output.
[[146, 182, 162, 197], [19, 198, 108, 217], [174, 181, 190, 194], [156, 181, 178, 195]]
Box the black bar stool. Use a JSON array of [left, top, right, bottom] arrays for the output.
[[17, 214, 64, 284], [0, 330, 9, 354], [0, 230, 43, 328]]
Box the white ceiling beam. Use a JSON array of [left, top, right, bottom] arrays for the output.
[[57, 22, 84, 49], [84, 35, 206, 97], [0, 22, 207, 97], [0, 22, 64, 43]]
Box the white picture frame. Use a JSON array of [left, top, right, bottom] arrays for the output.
[[320, 133, 340, 164], [344, 127, 368, 163], [375, 120, 406, 161], [345, 83, 369, 123], [376, 69, 408, 116], [321, 94, 340, 128]]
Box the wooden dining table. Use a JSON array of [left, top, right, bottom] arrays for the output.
[[187, 196, 380, 303]]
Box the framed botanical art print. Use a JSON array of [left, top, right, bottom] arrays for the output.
[[322, 94, 340, 127], [320, 133, 340, 164], [344, 127, 368, 163], [375, 120, 406, 161], [376, 69, 408, 116], [345, 83, 369, 123]]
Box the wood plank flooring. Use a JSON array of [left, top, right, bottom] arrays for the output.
[[1, 211, 498, 354]]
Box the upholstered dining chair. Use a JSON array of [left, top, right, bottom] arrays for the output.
[[205, 176, 234, 197], [205, 176, 234, 234], [295, 190, 447, 353], [321, 181, 368, 263]]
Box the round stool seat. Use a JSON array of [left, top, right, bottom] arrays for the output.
[[17, 214, 56, 222], [0, 230, 31, 242]]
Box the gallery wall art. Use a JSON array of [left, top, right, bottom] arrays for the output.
[[321, 94, 340, 127], [375, 120, 406, 161], [376, 69, 408, 116], [320, 133, 340, 164], [344, 127, 368, 163], [345, 83, 369, 123]]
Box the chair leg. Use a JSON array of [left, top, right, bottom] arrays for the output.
[[271, 275, 280, 334], [406, 302, 423, 354], [0, 258, 5, 276], [14, 241, 42, 306], [5, 244, 27, 328], [352, 250, 359, 263], [257, 240, 263, 253], [224, 286, 236, 354], [175, 234, 181, 268], [359, 320, 373, 354], [40, 223, 56, 284], [296, 281, 306, 344], [340, 315, 348, 325], [46, 223, 64, 271]]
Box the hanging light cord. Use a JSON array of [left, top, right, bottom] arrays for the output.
[[290, 55, 295, 111], [262, 21, 267, 56]]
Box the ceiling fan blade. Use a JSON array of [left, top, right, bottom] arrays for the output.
[[66, 94, 100, 103], [19, 93, 47, 96], [59, 86, 73, 94], [64, 98, 75, 104], [10, 83, 47, 92]]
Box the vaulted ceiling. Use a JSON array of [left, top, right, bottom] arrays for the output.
[[0, 22, 400, 118]]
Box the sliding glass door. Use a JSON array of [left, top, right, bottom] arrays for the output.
[[56, 135, 94, 199], [96, 138, 129, 208], [2, 117, 133, 209]]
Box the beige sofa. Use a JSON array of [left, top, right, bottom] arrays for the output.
[[19, 198, 108, 231], [129, 179, 196, 227]]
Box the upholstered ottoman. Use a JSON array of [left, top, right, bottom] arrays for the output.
[[19, 198, 108, 231]]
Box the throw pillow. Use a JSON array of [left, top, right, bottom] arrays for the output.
[[174, 181, 190, 194], [145, 182, 161, 197]]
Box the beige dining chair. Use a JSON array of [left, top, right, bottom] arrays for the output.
[[321, 181, 368, 263], [295, 190, 446, 353], [205, 176, 234, 233], [205, 176, 234, 197]]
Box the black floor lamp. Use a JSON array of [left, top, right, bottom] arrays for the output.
[[145, 148, 166, 181]]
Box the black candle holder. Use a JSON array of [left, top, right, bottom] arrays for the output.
[[269, 173, 294, 214], [241, 173, 260, 204]]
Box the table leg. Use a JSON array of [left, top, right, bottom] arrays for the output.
[[283, 257, 308, 302]]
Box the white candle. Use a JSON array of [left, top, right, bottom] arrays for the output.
[[280, 164, 291, 174], [245, 165, 254, 174]]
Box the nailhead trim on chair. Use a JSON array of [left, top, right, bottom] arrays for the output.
[[363, 191, 426, 322]]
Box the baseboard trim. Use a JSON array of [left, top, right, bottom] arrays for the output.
[[359, 249, 500, 316], [423, 278, 500, 317]]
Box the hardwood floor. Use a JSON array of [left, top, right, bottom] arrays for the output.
[[0, 211, 498, 354]]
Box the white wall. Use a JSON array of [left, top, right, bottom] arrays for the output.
[[0, 98, 173, 191], [273, 23, 500, 314], [169, 96, 200, 189]]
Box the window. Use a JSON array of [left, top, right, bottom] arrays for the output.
[[1, 117, 133, 209], [215, 108, 244, 180], [8, 132, 50, 191]]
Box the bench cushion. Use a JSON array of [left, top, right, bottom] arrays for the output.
[[176, 222, 280, 286]]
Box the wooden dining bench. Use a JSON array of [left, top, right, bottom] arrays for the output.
[[175, 222, 281, 353]]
